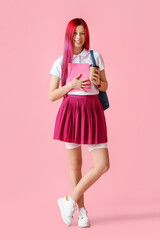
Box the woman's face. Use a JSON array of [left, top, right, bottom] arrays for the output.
[[72, 25, 86, 49]]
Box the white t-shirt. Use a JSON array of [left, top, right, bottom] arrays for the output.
[[49, 48, 105, 95]]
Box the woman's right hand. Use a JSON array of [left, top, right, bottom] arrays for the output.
[[70, 74, 91, 92]]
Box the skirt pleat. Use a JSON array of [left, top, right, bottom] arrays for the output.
[[53, 94, 108, 144]]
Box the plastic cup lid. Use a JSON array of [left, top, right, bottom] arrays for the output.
[[89, 64, 99, 68]]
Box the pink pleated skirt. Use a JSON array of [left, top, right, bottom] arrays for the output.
[[53, 94, 108, 144]]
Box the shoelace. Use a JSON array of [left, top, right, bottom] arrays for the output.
[[71, 203, 77, 218], [78, 208, 88, 219]]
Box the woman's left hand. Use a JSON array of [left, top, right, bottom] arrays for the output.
[[91, 69, 101, 85]]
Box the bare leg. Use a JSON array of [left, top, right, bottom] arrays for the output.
[[70, 148, 110, 202], [66, 146, 84, 208]]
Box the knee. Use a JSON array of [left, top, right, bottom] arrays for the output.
[[101, 163, 110, 174], [69, 161, 82, 171], [94, 164, 110, 175]]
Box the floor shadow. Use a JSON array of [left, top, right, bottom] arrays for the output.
[[90, 211, 160, 226]]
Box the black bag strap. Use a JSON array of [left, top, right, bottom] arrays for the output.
[[90, 50, 97, 66]]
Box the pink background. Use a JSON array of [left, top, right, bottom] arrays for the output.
[[0, 0, 160, 239]]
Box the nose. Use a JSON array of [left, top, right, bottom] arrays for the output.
[[75, 33, 81, 39]]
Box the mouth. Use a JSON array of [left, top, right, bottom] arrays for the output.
[[75, 41, 81, 44]]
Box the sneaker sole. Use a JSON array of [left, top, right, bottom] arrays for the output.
[[57, 198, 72, 227], [78, 222, 90, 227]]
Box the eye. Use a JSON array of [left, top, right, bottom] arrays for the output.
[[74, 32, 85, 35]]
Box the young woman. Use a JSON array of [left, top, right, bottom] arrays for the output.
[[49, 18, 110, 228]]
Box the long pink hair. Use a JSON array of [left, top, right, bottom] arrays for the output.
[[61, 18, 90, 97]]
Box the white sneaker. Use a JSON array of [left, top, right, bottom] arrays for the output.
[[78, 207, 90, 227], [57, 195, 77, 226]]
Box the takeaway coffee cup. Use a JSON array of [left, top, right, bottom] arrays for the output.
[[89, 64, 99, 82]]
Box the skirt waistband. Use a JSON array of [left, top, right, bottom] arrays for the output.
[[66, 94, 99, 99]]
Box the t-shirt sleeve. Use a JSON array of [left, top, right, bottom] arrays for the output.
[[94, 50, 105, 71], [49, 56, 62, 78]]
